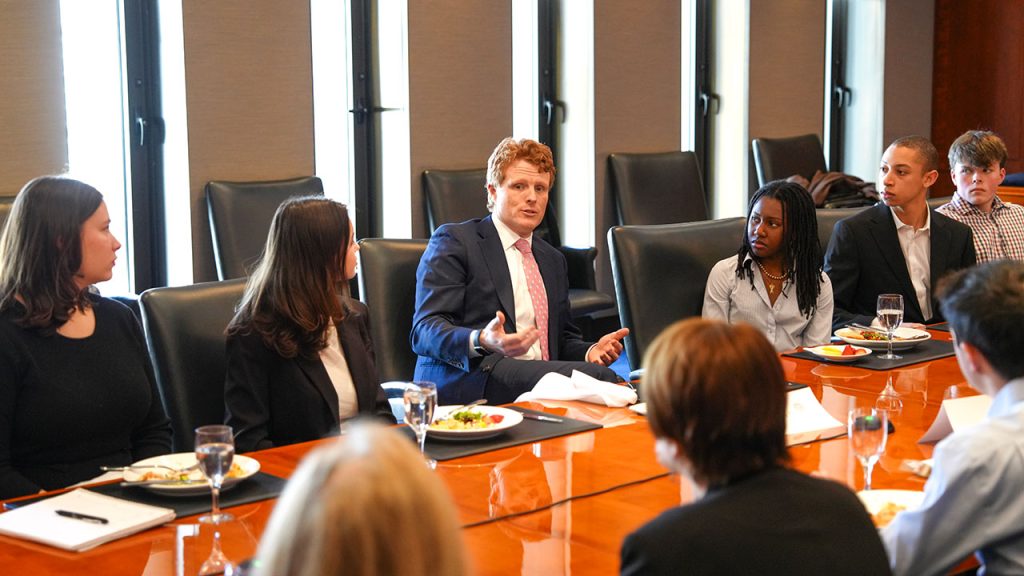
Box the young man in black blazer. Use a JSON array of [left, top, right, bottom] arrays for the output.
[[824, 136, 976, 330]]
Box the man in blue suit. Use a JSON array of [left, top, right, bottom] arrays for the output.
[[411, 138, 628, 405]]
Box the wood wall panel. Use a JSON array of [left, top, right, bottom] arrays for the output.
[[182, 0, 315, 281], [408, 1, 512, 239], [593, 0, 681, 294], [0, 0, 68, 197], [748, 0, 825, 144], [931, 0, 1023, 197]]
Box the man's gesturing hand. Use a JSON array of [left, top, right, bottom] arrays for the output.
[[587, 327, 630, 366], [479, 311, 540, 357]]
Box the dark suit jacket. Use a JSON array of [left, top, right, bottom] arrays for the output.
[[410, 216, 591, 404], [824, 203, 976, 329], [224, 299, 394, 453], [619, 467, 892, 576]]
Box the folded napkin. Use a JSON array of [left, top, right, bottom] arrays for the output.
[[516, 370, 638, 407]]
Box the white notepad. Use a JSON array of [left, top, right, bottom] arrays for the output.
[[0, 489, 175, 552]]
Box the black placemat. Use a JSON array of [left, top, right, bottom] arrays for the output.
[[400, 407, 603, 461], [929, 322, 950, 332], [4, 472, 286, 518], [784, 338, 955, 370]]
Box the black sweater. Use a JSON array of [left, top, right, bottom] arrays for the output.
[[0, 295, 172, 498]]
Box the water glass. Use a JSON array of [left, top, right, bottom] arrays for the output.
[[876, 294, 904, 360], [848, 407, 888, 490], [403, 382, 437, 463], [195, 425, 235, 524]]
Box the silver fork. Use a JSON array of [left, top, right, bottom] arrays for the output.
[[100, 462, 201, 474]]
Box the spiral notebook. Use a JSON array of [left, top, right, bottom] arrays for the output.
[[0, 489, 174, 552]]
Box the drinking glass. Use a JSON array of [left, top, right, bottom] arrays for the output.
[[876, 294, 904, 360], [848, 407, 888, 490], [195, 425, 235, 524], [403, 382, 437, 466]]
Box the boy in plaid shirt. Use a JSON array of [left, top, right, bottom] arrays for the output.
[[937, 130, 1024, 262]]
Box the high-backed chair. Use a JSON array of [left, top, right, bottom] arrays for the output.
[[0, 196, 14, 232], [206, 176, 324, 280], [609, 218, 746, 371], [357, 238, 428, 383], [140, 278, 246, 452], [816, 206, 868, 253], [752, 134, 827, 187], [422, 168, 615, 318], [927, 195, 951, 209], [607, 151, 708, 225]]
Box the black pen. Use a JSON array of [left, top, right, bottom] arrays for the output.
[[56, 509, 109, 525]]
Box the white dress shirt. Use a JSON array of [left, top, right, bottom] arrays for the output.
[[882, 378, 1024, 576], [890, 208, 932, 320], [319, 323, 358, 420], [702, 255, 834, 351]]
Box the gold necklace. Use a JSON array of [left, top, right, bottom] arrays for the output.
[[756, 260, 788, 296]]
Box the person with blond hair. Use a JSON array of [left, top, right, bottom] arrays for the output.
[[620, 318, 889, 575], [254, 423, 467, 576]]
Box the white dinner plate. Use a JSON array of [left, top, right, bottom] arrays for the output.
[[123, 452, 260, 497], [805, 344, 872, 363], [427, 406, 523, 441], [834, 327, 931, 351], [857, 489, 925, 528]]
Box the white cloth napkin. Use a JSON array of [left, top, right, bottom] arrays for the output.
[[515, 370, 638, 407]]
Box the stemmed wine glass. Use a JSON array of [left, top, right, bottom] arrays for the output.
[[848, 407, 888, 490], [876, 294, 904, 360], [195, 425, 235, 575], [403, 382, 437, 467]]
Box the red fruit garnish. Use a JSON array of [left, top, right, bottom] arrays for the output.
[[842, 345, 857, 356], [489, 414, 505, 424]]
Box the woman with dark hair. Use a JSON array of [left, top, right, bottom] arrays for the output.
[[702, 180, 833, 350], [225, 196, 393, 453], [620, 318, 890, 576], [0, 176, 171, 499]]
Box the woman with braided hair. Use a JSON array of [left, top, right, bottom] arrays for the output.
[[702, 180, 833, 351]]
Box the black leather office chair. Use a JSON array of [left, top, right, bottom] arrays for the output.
[[816, 206, 868, 253], [752, 134, 828, 187], [608, 151, 708, 225], [140, 278, 246, 452], [0, 196, 14, 233], [206, 176, 324, 280], [422, 168, 614, 318], [608, 218, 746, 371], [357, 238, 428, 383]]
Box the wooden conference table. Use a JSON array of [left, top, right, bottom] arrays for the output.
[[0, 328, 970, 575]]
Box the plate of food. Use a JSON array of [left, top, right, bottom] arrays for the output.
[[805, 344, 872, 363], [428, 406, 524, 440], [122, 453, 260, 497], [834, 326, 931, 351], [858, 489, 925, 528]]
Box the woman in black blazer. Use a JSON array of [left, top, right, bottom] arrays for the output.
[[224, 196, 394, 453]]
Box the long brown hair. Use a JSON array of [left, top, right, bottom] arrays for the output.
[[642, 318, 790, 488], [0, 176, 103, 332], [227, 196, 353, 358]]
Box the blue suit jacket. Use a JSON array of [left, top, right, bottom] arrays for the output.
[[824, 203, 976, 330], [410, 216, 591, 404]]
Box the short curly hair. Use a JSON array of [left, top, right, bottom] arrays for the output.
[[485, 138, 555, 211]]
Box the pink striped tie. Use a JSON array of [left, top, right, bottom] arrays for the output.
[[514, 238, 549, 361]]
